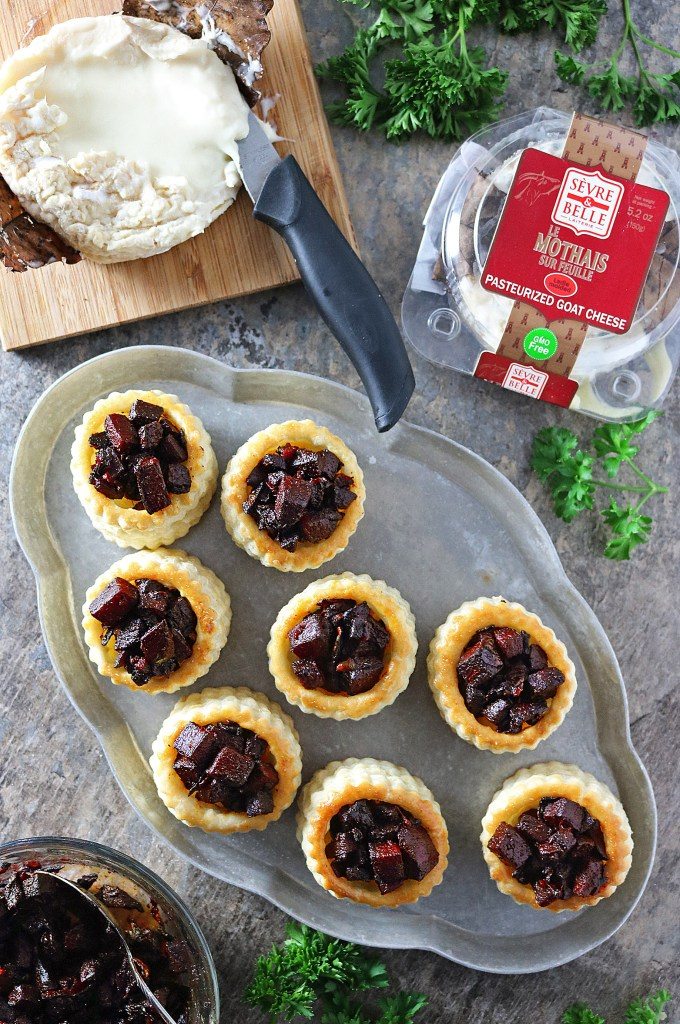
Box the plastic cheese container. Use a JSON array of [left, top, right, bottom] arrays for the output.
[[402, 106, 680, 421]]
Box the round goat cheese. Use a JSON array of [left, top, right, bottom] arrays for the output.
[[0, 15, 251, 262]]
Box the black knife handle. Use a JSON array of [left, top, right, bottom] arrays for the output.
[[253, 156, 415, 432]]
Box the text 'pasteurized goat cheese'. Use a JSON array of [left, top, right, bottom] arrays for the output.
[[0, 16, 251, 262]]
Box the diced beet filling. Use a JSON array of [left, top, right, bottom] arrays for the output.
[[457, 625, 564, 734], [326, 799, 439, 895], [288, 599, 390, 696], [0, 867, 192, 1023], [488, 797, 608, 906], [172, 720, 279, 817], [88, 577, 197, 687], [88, 400, 191, 513], [242, 443, 356, 551]]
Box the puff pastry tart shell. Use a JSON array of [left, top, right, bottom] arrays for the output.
[[481, 761, 633, 912], [221, 419, 365, 572], [151, 686, 302, 834], [71, 389, 217, 549], [268, 573, 417, 720], [428, 596, 577, 753], [297, 758, 449, 907], [83, 549, 231, 695]]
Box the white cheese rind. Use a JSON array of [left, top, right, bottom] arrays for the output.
[[0, 16, 251, 262]]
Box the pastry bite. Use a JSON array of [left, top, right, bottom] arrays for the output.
[[83, 549, 230, 695], [481, 762, 633, 912], [151, 686, 302, 833], [428, 596, 576, 752], [268, 572, 417, 719], [71, 389, 217, 549], [297, 758, 448, 908], [221, 419, 365, 571]]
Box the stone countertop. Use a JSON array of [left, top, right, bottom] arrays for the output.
[[1, 0, 678, 1020]]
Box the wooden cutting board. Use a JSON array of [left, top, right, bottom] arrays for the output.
[[0, 0, 356, 350]]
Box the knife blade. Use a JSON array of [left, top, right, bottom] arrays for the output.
[[237, 112, 415, 432]]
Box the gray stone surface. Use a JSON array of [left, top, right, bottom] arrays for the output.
[[1, 1, 679, 1020]]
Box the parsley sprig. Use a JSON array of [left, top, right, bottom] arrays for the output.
[[245, 923, 426, 1023], [317, 0, 606, 141], [563, 990, 672, 1024], [555, 0, 680, 125], [531, 412, 668, 560]]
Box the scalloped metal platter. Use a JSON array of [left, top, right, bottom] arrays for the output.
[[10, 345, 656, 973]]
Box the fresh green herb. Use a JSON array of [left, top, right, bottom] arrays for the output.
[[245, 923, 426, 1023], [563, 990, 672, 1024], [317, 0, 606, 141], [555, 0, 680, 126], [531, 412, 667, 559]]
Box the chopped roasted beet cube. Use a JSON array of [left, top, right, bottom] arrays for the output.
[[333, 483, 356, 508], [173, 723, 219, 768], [98, 885, 143, 911], [166, 464, 191, 494], [315, 449, 342, 478], [138, 421, 164, 450], [274, 475, 313, 528], [332, 832, 360, 862], [244, 733, 267, 759], [368, 840, 405, 894], [161, 433, 188, 464], [89, 578, 138, 627], [88, 431, 109, 449], [526, 668, 564, 700], [490, 626, 524, 660], [533, 877, 562, 907], [245, 790, 274, 817], [206, 745, 255, 787], [289, 611, 331, 660], [334, 799, 374, 833], [129, 399, 164, 424], [292, 659, 326, 689], [337, 656, 384, 695], [398, 823, 439, 880], [245, 461, 268, 488], [462, 682, 487, 716], [488, 822, 533, 870], [171, 631, 193, 664], [135, 456, 171, 513], [457, 638, 503, 686], [105, 413, 139, 453], [245, 761, 279, 794], [136, 578, 173, 615], [140, 620, 174, 664], [572, 858, 606, 897], [173, 755, 201, 790], [540, 797, 588, 832], [114, 618, 145, 652], [507, 700, 548, 733], [484, 698, 512, 728], [344, 863, 373, 881], [516, 810, 552, 845], [299, 509, 342, 543], [529, 644, 548, 671]]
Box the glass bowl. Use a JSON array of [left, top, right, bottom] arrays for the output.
[[0, 836, 219, 1024]]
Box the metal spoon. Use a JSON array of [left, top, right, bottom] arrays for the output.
[[35, 870, 179, 1024]]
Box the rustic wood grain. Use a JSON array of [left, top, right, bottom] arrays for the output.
[[0, 0, 356, 350]]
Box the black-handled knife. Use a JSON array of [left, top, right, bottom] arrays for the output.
[[237, 111, 415, 432]]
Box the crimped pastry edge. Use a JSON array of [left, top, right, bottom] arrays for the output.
[[71, 389, 217, 549], [267, 572, 417, 720], [220, 419, 365, 572], [427, 596, 577, 753], [150, 686, 302, 833], [82, 548, 231, 695], [480, 761, 633, 912], [297, 757, 449, 908]]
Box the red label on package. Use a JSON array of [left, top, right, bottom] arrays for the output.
[[481, 148, 669, 335], [475, 353, 579, 408]]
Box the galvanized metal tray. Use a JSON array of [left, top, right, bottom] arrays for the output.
[[10, 345, 656, 973]]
